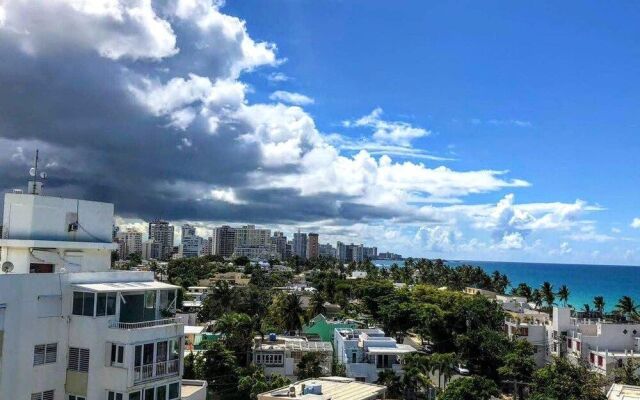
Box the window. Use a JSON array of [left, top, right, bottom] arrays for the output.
[[68, 347, 90, 373], [96, 293, 117, 316], [68, 396, 86, 400], [107, 392, 124, 400], [168, 383, 179, 400], [31, 391, 54, 400], [169, 339, 180, 360], [72, 292, 95, 317], [30, 263, 54, 273], [156, 386, 166, 400], [156, 341, 168, 362], [145, 291, 156, 309], [598, 355, 604, 367], [144, 388, 155, 400], [110, 344, 125, 366], [590, 353, 595, 363], [129, 392, 141, 400], [567, 338, 572, 349], [34, 343, 57, 366]]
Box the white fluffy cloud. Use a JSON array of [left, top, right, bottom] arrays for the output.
[[344, 107, 430, 147], [0, 0, 178, 59], [631, 218, 640, 229], [415, 225, 460, 252], [269, 90, 314, 105]]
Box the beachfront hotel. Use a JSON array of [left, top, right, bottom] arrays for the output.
[[0, 188, 206, 400]]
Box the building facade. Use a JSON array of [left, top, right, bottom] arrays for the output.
[[148, 220, 175, 261], [211, 226, 236, 258], [292, 231, 307, 260], [0, 192, 205, 400], [306, 233, 319, 260]]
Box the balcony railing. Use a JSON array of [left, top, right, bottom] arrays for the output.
[[108, 318, 179, 330], [134, 359, 180, 383]]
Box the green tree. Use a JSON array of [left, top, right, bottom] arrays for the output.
[[194, 341, 239, 395], [558, 285, 570, 307], [531, 289, 543, 309], [296, 352, 327, 379], [593, 296, 605, 316], [529, 357, 606, 400], [512, 282, 533, 301], [439, 376, 499, 400], [614, 358, 640, 386], [215, 312, 254, 366], [401, 353, 432, 399], [281, 292, 305, 333], [498, 340, 536, 399], [541, 282, 555, 308], [615, 296, 638, 321], [238, 368, 290, 400], [198, 280, 239, 321], [430, 352, 457, 389], [309, 290, 327, 318], [376, 369, 402, 399]]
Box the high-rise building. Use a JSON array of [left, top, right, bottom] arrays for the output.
[[0, 190, 206, 400], [211, 225, 236, 258], [337, 241, 347, 262], [319, 243, 337, 258], [142, 240, 162, 260], [149, 220, 175, 260], [307, 233, 319, 259], [293, 230, 307, 259], [202, 236, 213, 256], [123, 228, 143, 257], [179, 235, 203, 259], [363, 246, 378, 260], [181, 224, 196, 240], [271, 231, 288, 260], [233, 225, 276, 260]]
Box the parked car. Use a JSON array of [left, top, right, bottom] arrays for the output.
[[455, 364, 470, 375]]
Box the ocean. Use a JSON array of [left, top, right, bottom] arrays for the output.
[[374, 259, 640, 312]]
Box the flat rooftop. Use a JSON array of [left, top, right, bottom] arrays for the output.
[[608, 384, 640, 400], [257, 377, 386, 400]]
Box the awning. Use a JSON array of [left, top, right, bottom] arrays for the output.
[[72, 281, 179, 293], [184, 326, 205, 335], [367, 344, 417, 355]]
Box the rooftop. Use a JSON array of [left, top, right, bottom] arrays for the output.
[[608, 384, 640, 400], [257, 377, 386, 400]]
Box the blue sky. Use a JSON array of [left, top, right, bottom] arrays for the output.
[[0, 0, 639, 264]]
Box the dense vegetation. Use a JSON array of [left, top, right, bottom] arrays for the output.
[[169, 255, 614, 400]]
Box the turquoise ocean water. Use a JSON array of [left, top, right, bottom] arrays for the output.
[[375, 259, 640, 312]]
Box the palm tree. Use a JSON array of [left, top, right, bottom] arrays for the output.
[[582, 304, 591, 314], [615, 296, 638, 321], [309, 291, 326, 318], [402, 354, 432, 398], [593, 296, 605, 316], [531, 289, 543, 310], [541, 282, 555, 308], [430, 352, 457, 390], [557, 285, 570, 307], [282, 292, 305, 333]]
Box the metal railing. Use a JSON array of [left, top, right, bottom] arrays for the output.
[[134, 359, 180, 383], [108, 318, 179, 329]]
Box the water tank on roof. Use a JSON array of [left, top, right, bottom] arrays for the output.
[[303, 384, 322, 395], [269, 333, 277, 342]]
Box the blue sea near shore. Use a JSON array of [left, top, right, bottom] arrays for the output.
[[374, 259, 640, 311]]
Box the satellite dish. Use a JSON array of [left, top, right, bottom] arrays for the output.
[[1, 261, 14, 273], [40, 172, 47, 179], [29, 167, 36, 177]]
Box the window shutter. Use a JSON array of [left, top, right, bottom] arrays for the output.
[[79, 348, 90, 372], [43, 391, 54, 400], [34, 344, 45, 366], [68, 347, 79, 370], [45, 343, 57, 364]]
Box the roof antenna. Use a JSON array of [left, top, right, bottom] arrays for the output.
[[28, 149, 47, 195]]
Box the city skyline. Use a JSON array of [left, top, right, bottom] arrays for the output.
[[1, 1, 640, 265]]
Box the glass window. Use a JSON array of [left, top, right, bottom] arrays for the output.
[[156, 386, 166, 400], [129, 392, 141, 400], [97, 293, 107, 316], [107, 292, 117, 315], [72, 292, 84, 315], [135, 345, 142, 367], [82, 293, 95, 317], [156, 341, 168, 362], [118, 346, 124, 364], [169, 339, 180, 360], [168, 383, 179, 400], [144, 388, 154, 400], [143, 343, 154, 365], [111, 344, 124, 365], [145, 291, 156, 309]]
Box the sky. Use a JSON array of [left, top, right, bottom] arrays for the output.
[[0, 0, 639, 264]]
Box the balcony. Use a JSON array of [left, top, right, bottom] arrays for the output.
[[109, 318, 179, 330], [134, 359, 180, 383]]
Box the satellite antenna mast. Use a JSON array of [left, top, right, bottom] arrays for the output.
[[31, 149, 39, 194], [28, 149, 47, 195]]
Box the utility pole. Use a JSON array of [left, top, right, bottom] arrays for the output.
[[31, 149, 39, 194]]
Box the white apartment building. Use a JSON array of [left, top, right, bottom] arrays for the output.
[[252, 335, 333, 380], [148, 221, 175, 261], [334, 328, 416, 383], [116, 229, 143, 259], [0, 191, 206, 400]]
